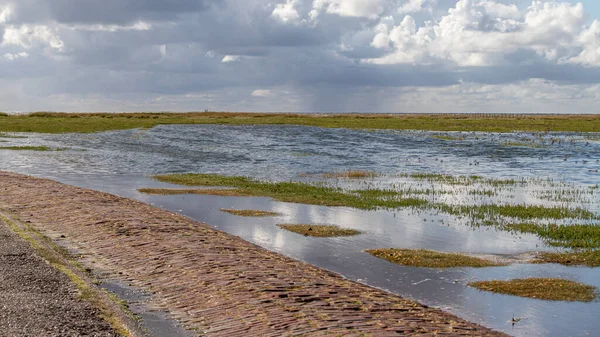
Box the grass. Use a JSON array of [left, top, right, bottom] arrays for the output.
[[0, 132, 27, 138], [365, 249, 505, 268], [220, 209, 281, 217], [436, 203, 596, 221], [137, 188, 251, 197], [506, 223, 600, 249], [151, 174, 427, 210], [277, 224, 361, 237], [0, 146, 56, 151], [1, 112, 600, 133], [535, 251, 600, 267], [320, 170, 378, 179], [468, 278, 598, 302]]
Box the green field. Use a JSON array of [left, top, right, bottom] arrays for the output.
[[1, 112, 600, 133]]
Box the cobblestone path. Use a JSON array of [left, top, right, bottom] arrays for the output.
[[0, 171, 508, 337]]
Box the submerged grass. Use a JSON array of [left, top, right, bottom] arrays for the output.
[[277, 224, 361, 237], [152, 173, 427, 209], [220, 209, 281, 217], [320, 170, 378, 179], [1, 112, 600, 133], [366, 248, 505, 268], [469, 278, 598, 302]]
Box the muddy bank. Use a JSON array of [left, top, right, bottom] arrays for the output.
[[0, 171, 507, 336]]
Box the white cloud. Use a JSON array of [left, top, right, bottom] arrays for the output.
[[251, 89, 274, 97], [398, 0, 428, 14], [2, 51, 28, 60], [272, 0, 301, 23], [569, 20, 600, 66], [365, 0, 594, 67], [2, 25, 65, 51], [221, 55, 240, 62], [66, 21, 152, 32], [311, 0, 387, 19]]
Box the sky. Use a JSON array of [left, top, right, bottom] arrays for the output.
[[0, 0, 599, 113]]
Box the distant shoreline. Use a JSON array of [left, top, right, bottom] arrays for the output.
[[1, 111, 600, 133]]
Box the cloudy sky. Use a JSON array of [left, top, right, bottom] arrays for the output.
[[0, 0, 599, 113]]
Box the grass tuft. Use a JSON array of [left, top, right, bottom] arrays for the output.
[[366, 248, 505, 268], [0, 146, 56, 151], [137, 188, 251, 197], [469, 278, 598, 302], [220, 209, 281, 217], [535, 250, 600, 267], [277, 224, 361, 237]]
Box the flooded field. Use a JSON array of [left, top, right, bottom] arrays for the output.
[[1, 124, 599, 337]]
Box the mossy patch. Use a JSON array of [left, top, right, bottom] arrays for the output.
[[220, 209, 281, 217], [469, 278, 598, 302], [366, 248, 505, 268], [277, 224, 361, 237]]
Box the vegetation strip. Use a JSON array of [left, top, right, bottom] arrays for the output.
[[1, 112, 600, 133], [220, 209, 281, 217], [277, 224, 361, 237], [366, 249, 506, 268], [0, 213, 136, 336], [137, 187, 251, 197], [0, 171, 508, 336], [468, 278, 598, 302], [0, 146, 55, 151], [535, 251, 600, 267]]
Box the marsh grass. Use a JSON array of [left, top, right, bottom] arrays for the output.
[[0, 146, 56, 151], [365, 248, 505, 268], [506, 223, 600, 249], [1, 112, 600, 133], [152, 174, 427, 209], [220, 209, 281, 217], [321, 170, 378, 179], [277, 224, 361, 237], [137, 188, 251, 197], [0, 132, 27, 138], [469, 278, 598, 302], [536, 251, 600, 267]]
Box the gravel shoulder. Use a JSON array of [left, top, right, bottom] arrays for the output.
[[0, 214, 118, 336]]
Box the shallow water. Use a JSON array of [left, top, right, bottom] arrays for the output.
[[1, 124, 600, 337]]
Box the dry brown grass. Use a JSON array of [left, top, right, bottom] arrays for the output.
[[277, 224, 361, 237], [469, 278, 598, 302], [366, 249, 506, 268]]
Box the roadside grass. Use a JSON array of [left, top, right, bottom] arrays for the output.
[[277, 224, 361, 237], [0, 214, 132, 336], [469, 278, 598, 302], [220, 209, 281, 217], [1, 112, 600, 133], [365, 249, 505, 268]]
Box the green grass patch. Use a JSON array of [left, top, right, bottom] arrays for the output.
[[437, 203, 596, 221], [320, 170, 378, 179], [506, 223, 600, 249], [469, 278, 598, 302], [536, 250, 600, 267], [152, 173, 427, 209], [277, 224, 361, 237], [0, 146, 56, 151], [137, 188, 252, 197], [1, 112, 600, 133], [366, 248, 505, 268], [220, 209, 282, 217]]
